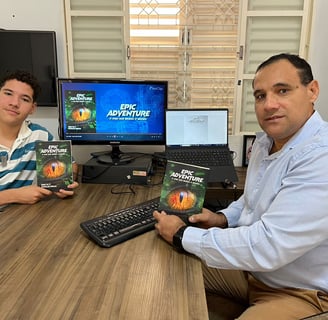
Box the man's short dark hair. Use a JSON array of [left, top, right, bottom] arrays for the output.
[[254, 53, 314, 87], [0, 70, 41, 102]]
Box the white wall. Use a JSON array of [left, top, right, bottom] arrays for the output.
[[308, 0, 328, 121], [2, 1, 327, 165]]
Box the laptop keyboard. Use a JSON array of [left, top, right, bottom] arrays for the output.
[[167, 148, 231, 166], [80, 197, 159, 248]]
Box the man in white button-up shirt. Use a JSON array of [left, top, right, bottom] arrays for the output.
[[154, 53, 328, 320]]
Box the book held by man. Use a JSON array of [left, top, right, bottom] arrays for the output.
[[158, 160, 210, 219], [36, 140, 73, 191]]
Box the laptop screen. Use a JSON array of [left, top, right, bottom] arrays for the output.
[[165, 109, 228, 147]]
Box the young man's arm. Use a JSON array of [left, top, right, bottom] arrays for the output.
[[0, 186, 52, 206]]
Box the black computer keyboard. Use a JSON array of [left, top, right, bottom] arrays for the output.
[[167, 149, 231, 166], [80, 197, 160, 248]]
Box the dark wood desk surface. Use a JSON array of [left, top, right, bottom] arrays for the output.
[[0, 167, 246, 320]]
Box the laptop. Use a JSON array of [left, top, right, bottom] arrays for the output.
[[164, 108, 238, 183]]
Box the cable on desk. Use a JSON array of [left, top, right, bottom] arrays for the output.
[[110, 175, 164, 195], [233, 187, 239, 201], [110, 183, 136, 195]]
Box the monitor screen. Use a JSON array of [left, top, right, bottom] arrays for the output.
[[57, 78, 168, 164], [0, 30, 58, 106]]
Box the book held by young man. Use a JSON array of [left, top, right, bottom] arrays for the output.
[[158, 160, 209, 220], [36, 140, 73, 191]]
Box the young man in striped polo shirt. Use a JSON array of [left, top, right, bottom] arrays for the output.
[[0, 70, 78, 207]]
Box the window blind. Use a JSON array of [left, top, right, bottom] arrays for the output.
[[129, 0, 240, 134]]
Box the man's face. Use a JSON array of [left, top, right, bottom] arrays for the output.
[[253, 59, 319, 146], [0, 79, 36, 127]]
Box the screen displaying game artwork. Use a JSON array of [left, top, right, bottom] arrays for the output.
[[57, 78, 168, 164]]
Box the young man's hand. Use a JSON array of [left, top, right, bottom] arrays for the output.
[[0, 185, 52, 205], [54, 181, 79, 199]]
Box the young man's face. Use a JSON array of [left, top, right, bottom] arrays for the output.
[[0, 79, 36, 127], [253, 59, 319, 147]]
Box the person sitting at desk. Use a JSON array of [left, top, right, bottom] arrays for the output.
[[0, 70, 78, 206], [153, 53, 328, 320]]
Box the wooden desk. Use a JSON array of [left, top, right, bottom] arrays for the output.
[[0, 182, 208, 319]]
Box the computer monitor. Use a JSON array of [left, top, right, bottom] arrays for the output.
[[57, 78, 168, 165]]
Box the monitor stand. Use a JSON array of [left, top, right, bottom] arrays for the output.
[[93, 145, 133, 166]]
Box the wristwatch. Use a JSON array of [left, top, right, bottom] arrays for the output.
[[172, 226, 188, 253]]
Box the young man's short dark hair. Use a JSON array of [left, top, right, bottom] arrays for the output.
[[0, 70, 41, 102]]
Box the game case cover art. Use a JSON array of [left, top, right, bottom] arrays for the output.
[[36, 140, 73, 191], [158, 160, 210, 218], [64, 90, 96, 133]]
